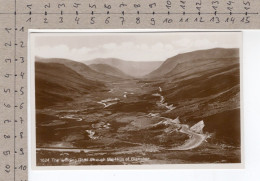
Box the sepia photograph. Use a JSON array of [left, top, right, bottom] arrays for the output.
[[30, 31, 242, 167]]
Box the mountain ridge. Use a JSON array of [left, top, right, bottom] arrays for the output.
[[84, 58, 163, 77], [89, 63, 132, 79], [146, 48, 239, 78], [35, 57, 132, 82], [35, 62, 105, 108]]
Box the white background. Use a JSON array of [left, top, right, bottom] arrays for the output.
[[29, 30, 260, 181]]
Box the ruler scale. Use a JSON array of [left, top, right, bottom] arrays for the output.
[[0, 0, 259, 181], [1, 0, 27, 180]]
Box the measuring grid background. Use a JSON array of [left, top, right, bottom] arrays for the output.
[[0, 0, 260, 181]]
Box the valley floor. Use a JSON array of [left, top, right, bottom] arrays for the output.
[[36, 79, 240, 166]]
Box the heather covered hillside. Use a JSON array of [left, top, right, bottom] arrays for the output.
[[143, 48, 240, 145]]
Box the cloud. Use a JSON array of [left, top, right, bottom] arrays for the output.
[[34, 33, 241, 62], [102, 43, 117, 50], [35, 45, 93, 61]]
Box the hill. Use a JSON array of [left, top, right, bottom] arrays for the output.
[[84, 58, 163, 77], [35, 62, 105, 109], [35, 57, 131, 82], [146, 48, 239, 78], [89, 64, 132, 79], [143, 48, 240, 145]]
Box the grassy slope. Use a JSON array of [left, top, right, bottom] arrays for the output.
[[147, 48, 239, 78], [145, 49, 240, 145], [35, 62, 105, 109], [36, 57, 129, 82], [89, 64, 132, 79]]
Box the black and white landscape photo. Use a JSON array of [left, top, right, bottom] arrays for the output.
[[31, 32, 242, 167]]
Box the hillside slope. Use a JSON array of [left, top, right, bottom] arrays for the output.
[[144, 48, 240, 145], [36, 57, 130, 82], [35, 62, 105, 109], [89, 64, 132, 79], [146, 48, 239, 78]]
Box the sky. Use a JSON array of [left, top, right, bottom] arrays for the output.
[[33, 32, 242, 62]]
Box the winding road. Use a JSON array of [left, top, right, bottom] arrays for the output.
[[169, 124, 206, 150], [153, 87, 206, 150]]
